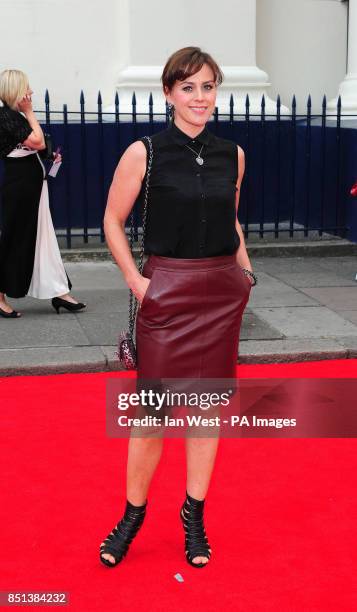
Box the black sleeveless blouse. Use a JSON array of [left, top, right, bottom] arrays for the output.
[[140, 121, 240, 258]]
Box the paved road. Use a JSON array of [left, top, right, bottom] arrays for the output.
[[1, 255, 356, 375]]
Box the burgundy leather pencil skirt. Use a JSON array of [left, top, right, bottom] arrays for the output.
[[135, 254, 251, 381]]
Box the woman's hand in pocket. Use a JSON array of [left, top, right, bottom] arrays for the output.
[[132, 275, 151, 306], [245, 274, 254, 290], [237, 265, 253, 293]]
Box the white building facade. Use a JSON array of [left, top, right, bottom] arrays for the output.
[[0, 0, 353, 115]]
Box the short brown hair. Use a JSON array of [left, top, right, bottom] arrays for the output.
[[161, 47, 223, 92]]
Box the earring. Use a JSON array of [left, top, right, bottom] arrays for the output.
[[167, 102, 174, 122]]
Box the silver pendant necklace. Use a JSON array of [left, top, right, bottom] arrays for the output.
[[185, 143, 204, 165]]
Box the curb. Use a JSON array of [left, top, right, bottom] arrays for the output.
[[59, 240, 357, 262], [1, 345, 356, 377]]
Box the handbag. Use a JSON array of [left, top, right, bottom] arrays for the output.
[[117, 135, 153, 370]]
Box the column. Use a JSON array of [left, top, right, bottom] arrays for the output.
[[105, 0, 288, 116], [328, 0, 357, 116]]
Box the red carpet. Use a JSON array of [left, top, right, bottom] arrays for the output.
[[1, 360, 356, 611]]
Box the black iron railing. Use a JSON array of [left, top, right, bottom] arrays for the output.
[[1, 91, 356, 247]]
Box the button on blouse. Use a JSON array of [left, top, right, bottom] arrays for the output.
[[139, 120, 240, 258]]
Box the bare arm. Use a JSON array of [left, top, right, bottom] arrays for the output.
[[17, 95, 45, 150], [234, 145, 253, 273], [104, 140, 150, 303]]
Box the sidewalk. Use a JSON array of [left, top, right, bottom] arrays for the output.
[[1, 247, 357, 376]]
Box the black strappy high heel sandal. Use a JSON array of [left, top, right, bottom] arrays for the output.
[[99, 500, 147, 568], [180, 492, 211, 568]]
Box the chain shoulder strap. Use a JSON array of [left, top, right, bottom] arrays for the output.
[[128, 135, 153, 337]]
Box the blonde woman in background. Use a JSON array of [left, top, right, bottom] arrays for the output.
[[0, 69, 85, 317]]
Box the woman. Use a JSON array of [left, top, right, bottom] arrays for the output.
[[101, 47, 257, 568], [0, 69, 85, 317]]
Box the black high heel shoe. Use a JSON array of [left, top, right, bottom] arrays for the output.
[[180, 492, 211, 568], [51, 297, 86, 314], [0, 307, 21, 318], [100, 500, 147, 568]]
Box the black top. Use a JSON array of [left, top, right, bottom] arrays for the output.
[[0, 103, 32, 159], [139, 121, 240, 258]]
